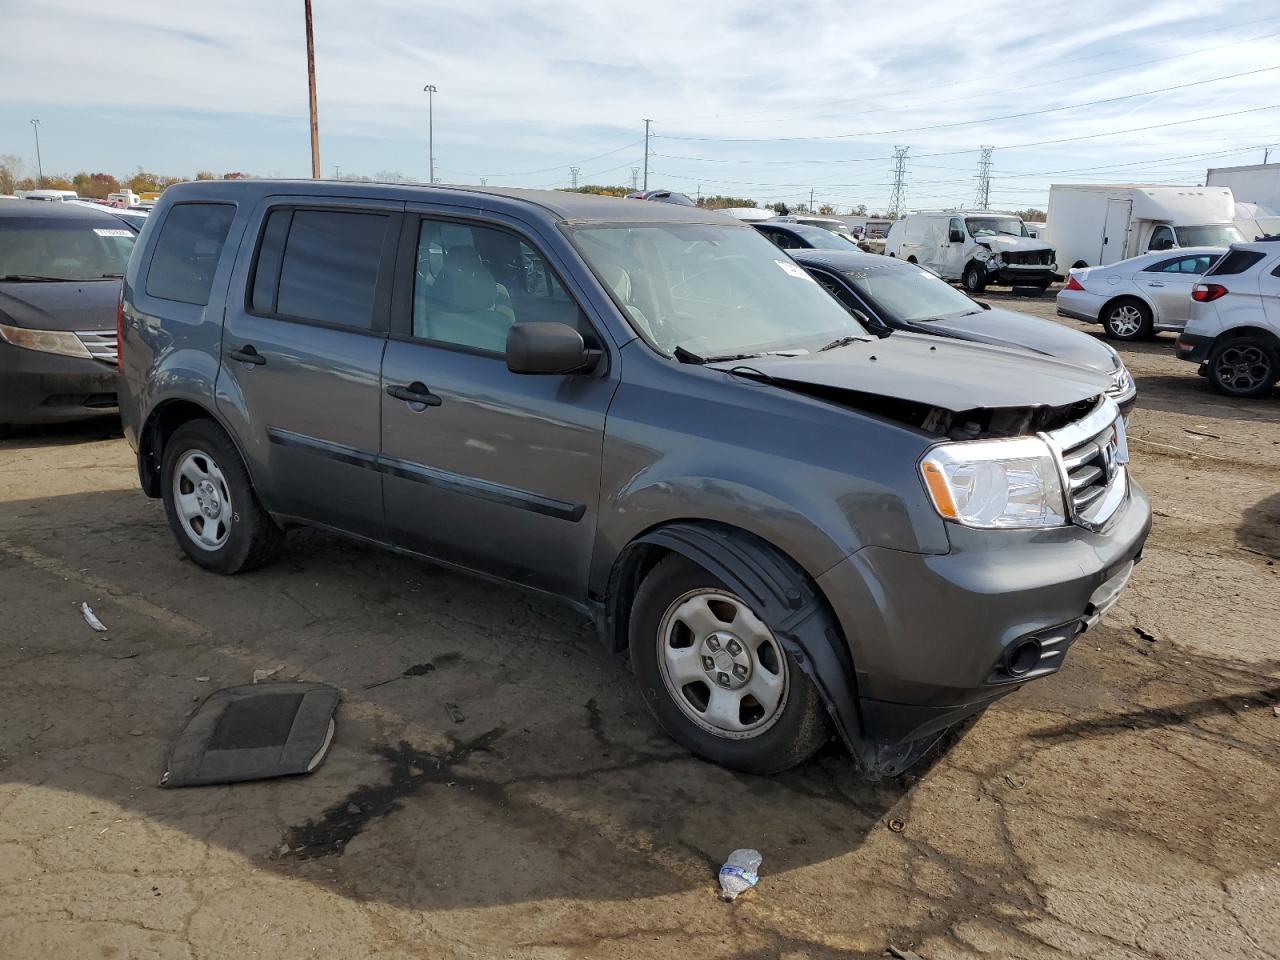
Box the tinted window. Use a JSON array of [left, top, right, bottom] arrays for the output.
[[271, 210, 387, 329], [412, 219, 582, 353], [1206, 249, 1265, 276], [145, 203, 235, 305], [758, 227, 797, 250], [1154, 254, 1217, 275], [250, 209, 290, 313], [0, 217, 133, 281], [1147, 225, 1176, 252]]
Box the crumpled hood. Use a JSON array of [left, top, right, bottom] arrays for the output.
[[918, 307, 1118, 375], [709, 332, 1110, 412], [975, 235, 1053, 255], [0, 280, 120, 332]]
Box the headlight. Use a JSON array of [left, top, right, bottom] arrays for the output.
[[0, 321, 92, 360], [920, 437, 1067, 529]]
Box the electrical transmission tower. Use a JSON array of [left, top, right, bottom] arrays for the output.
[[630, 166, 640, 191], [974, 146, 994, 210], [569, 166, 580, 189], [888, 146, 909, 219]]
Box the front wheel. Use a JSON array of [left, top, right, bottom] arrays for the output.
[[629, 555, 830, 774], [962, 263, 987, 293], [1208, 337, 1278, 399], [161, 419, 285, 574]]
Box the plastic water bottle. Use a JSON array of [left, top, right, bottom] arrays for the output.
[[718, 848, 762, 901]]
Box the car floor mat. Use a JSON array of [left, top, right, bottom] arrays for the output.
[[161, 681, 340, 787]]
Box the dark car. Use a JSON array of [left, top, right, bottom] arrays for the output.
[[625, 189, 697, 206], [792, 248, 1137, 416], [753, 220, 858, 252], [0, 200, 135, 433], [119, 181, 1149, 777]]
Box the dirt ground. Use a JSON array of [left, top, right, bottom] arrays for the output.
[[1, 293, 1278, 960]]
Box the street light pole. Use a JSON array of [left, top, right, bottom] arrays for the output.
[[304, 0, 320, 179], [423, 84, 437, 184], [642, 118, 652, 191], [30, 119, 43, 186]]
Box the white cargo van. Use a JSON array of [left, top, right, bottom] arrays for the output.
[[1046, 184, 1245, 271], [883, 210, 1056, 292]]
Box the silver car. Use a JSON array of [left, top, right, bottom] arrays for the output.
[[1056, 246, 1224, 340]]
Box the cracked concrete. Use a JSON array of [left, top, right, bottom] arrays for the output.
[[1, 296, 1278, 959]]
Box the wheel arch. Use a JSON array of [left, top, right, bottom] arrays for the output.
[[1210, 324, 1280, 353], [137, 398, 254, 499], [1099, 292, 1153, 325], [602, 519, 866, 752]]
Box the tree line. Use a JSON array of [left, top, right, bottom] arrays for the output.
[[0, 157, 256, 197]]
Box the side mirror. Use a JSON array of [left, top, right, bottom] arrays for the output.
[[948, 229, 965, 243], [978, 301, 992, 311], [506, 321, 600, 375]]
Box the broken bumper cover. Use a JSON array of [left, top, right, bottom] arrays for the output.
[[817, 476, 1151, 776], [991, 264, 1056, 287], [0, 342, 118, 425]]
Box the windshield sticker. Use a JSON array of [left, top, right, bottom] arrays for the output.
[[93, 228, 133, 237], [775, 259, 816, 281]]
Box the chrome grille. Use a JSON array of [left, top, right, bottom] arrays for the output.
[[1044, 398, 1129, 529], [75, 329, 118, 364]]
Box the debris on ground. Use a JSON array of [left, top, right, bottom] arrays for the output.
[[80, 602, 107, 632], [718, 848, 762, 901], [886, 948, 927, 959], [252, 666, 282, 683], [445, 702, 466, 724], [886, 817, 906, 833], [1003, 774, 1027, 789], [1133, 626, 1157, 643]]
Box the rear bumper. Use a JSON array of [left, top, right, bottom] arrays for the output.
[[0, 343, 118, 425], [1175, 333, 1215, 364], [818, 477, 1151, 771]]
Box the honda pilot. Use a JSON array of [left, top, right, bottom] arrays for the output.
[[119, 181, 1151, 777]]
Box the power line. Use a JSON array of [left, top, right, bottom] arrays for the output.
[[656, 63, 1280, 143], [463, 138, 643, 179]]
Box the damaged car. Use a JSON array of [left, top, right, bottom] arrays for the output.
[[885, 210, 1057, 294], [119, 182, 1151, 777]]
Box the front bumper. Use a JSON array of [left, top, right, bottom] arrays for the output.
[[989, 264, 1055, 287], [0, 342, 118, 425], [817, 476, 1151, 768], [1175, 333, 1215, 364]]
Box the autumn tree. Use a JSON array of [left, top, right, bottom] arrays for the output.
[[71, 171, 120, 199], [818, 204, 835, 215], [697, 195, 757, 210], [559, 185, 630, 197], [195, 170, 216, 180], [0, 155, 21, 195]]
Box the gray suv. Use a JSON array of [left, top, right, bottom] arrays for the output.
[[119, 181, 1151, 777]]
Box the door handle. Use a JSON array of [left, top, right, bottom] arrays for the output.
[[1146, 282, 1165, 288], [385, 381, 442, 407], [228, 344, 265, 365]]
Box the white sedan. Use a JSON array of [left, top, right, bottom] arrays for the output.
[[1056, 246, 1224, 340]]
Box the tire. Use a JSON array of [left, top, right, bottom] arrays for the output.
[[906, 255, 918, 264], [1207, 336, 1279, 399], [161, 419, 285, 574], [628, 554, 830, 774], [1102, 298, 1153, 341], [962, 263, 987, 294]]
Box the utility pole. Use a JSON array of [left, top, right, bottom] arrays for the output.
[[1266, 147, 1272, 164], [29, 119, 42, 186], [642, 119, 652, 191], [630, 166, 640, 191], [809, 188, 815, 213], [974, 145, 993, 210], [304, 0, 320, 179], [569, 166, 581, 189], [423, 84, 437, 183], [333, 164, 340, 179], [888, 145, 910, 219]]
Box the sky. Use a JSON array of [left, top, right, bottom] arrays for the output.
[[2, 0, 1278, 213]]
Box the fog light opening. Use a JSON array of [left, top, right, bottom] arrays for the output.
[[1007, 638, 1042, 677]]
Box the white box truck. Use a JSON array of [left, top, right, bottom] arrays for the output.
[[1205, 164, 1280, 240], [1045, 184, 1245, 272]]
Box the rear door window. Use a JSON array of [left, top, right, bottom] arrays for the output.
[[145, 203, 236, 305], [1153, 254, 1218, 275], [1205, 249, 1265, 276], [250, 208, 389, 330]]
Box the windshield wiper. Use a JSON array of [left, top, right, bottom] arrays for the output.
[[673, 345, 708, 364], [0, 274, 65, 282], [817, 335, 868, 352]]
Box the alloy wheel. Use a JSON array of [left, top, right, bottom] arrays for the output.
[[656, 588, 789, 740], [1108, 304, 1144, 338], [1214, 344, 1273, 394]]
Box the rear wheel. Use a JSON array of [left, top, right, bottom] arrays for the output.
[[962, 263, 987, 294], [1102, 298, 1153, 340], [1208, 337, 1278, 399], [629, 555, 829, 774], [161, 419, 285, 574]]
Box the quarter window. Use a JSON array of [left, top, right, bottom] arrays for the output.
[[1156, 254, 1217, 275], [412, 219, 583, 354], [145, 203, 236, 305], [1206, 249, 1265, 276]]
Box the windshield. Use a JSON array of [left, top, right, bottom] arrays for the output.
[[796, 218, 852, 235], [844, 260, 979, 323], [571, 222, 866, 358], [788, 224, 855, 250], [0, 218, 135, 280], [1174, 224, 1245, 247], [965, 217, 1027, 238]]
